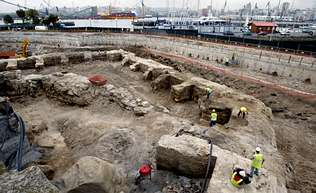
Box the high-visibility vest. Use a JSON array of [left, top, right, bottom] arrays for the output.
[[240, 107, 247, 112], [210, 112, 217, 121], [230, 172, 243, 187], [251, 153, 264, 169]]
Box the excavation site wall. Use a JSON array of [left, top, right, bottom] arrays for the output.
[[0, 32, 315, 84]]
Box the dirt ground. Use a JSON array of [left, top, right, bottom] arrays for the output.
[[129, 47, 316, 193], [10, 59, 207, 193], [6, 45, 316, 193]]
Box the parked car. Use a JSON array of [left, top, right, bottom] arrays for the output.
[[279, 31, 290, 36]]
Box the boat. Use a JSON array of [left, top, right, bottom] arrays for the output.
[[101, 12, 137, 20], [132, 18, 167, 29]]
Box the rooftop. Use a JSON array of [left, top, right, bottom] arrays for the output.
[[249, 21, 278, 27]]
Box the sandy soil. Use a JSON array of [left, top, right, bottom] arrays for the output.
[[6, 45, 315, 193], [11, 60, 207, 192], [131, 48, 316, 193]]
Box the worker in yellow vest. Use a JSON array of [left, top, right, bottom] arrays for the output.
[[210, 109, 217, 127], [238, 106, 248, 119], [250, 147, 264, 177], [230, 167, 251, 188]]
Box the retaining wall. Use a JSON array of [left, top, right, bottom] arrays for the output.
[[0, 32, 315, 84]]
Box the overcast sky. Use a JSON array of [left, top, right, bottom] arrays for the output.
[[0, 0, 315, 13]]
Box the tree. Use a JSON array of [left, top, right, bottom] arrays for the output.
[[16, 9, 26, 23], [42, 14, 59, 26], [42, 18, 50, 26], [26, 9, 39, 24], [3, 15, 14, 24], [33, 16, 40, 25], [48, 14, 59, 25]]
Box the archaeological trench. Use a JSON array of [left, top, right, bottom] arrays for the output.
[[0, 32, 315, 193]]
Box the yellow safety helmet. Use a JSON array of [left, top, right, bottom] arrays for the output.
[[212, 109, 216, 112]]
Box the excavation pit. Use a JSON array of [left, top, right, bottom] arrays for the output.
[[0, 32, 314, 193]]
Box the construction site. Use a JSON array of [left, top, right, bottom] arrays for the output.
[[0, 32, 315, 193]]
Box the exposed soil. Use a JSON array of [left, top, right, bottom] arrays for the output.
[[127, 47, 316, 193], [4, 44, 315, 193], [10, 59, 207, 192]]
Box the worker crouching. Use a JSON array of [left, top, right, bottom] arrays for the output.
[[238, 107, 248, 119], [135, 162, 153, 185], [230, 167, 252, 188]]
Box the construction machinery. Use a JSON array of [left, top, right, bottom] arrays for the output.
[[17, 39, 32, 58], [0, 39, 32, 59]]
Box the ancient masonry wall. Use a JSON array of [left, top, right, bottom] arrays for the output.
[[0, 32, 315, 84]]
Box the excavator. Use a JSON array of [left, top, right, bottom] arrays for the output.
[[17, 39, 32, 58], [0, 39, 31, 59]]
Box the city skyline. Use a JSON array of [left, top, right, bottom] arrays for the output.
[[0, 0, 315, 13]]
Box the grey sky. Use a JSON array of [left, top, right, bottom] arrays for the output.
[[0, 0, 315, 13]]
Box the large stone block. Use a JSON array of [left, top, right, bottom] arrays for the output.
[[152, 73, 184, 91], [208, 145, 287, 193], [171, 82, 194, 102], [59, 156, 125, 193], [17, 58, 36, 69], [43, 73, 96, 106], [0, 61, 8, 72], [92, 51, 108, 61], [43, 55, 62, 66], [0, 70, 22, 80], [156, 134, 211, 177], [66, 53, 85, 64]]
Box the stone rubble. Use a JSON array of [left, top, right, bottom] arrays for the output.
[[0, 166, 60, 193], [43, 72, 98, 105], [103, 84, 154, 116]]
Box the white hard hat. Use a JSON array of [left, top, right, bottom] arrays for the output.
[[256, 147, 261, 152], [0, 97, 5, 103], [239, 170, 246, 177]]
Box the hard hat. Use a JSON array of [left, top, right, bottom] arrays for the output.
[[212, 109, 216, 112], [239, 170, 246, 177], [256, 147, 261, 152], [0, 97, 5, 103]]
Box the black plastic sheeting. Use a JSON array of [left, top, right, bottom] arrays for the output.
[[0, 101, 41, 171]]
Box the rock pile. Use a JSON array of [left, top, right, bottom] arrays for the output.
[[103, 84, 153, 116], [43, 73, 98, 105], [0, 166, 60, 193], [162, 178, 202, 193]]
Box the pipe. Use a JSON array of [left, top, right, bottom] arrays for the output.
[[201, 140, 213, 193]]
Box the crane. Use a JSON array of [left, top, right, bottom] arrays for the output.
[[0, 0, 46, 14], [0, 0, 28, 9]]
